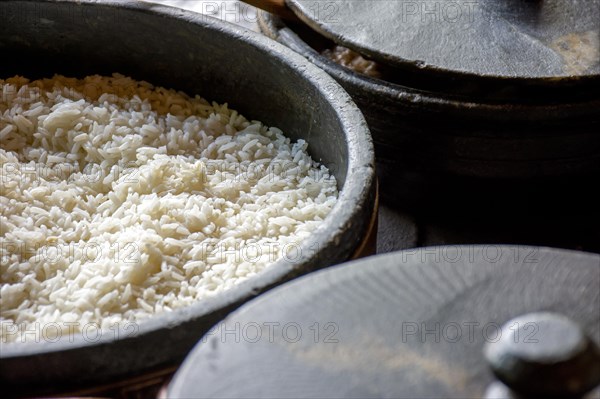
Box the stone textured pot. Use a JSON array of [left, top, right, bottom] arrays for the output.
[[259, 12, 600, 181], [0, 1, 375, 396]]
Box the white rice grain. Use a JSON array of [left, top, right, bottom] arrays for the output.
[[0, 74, 338, 343]]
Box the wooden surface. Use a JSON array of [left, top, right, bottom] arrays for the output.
[[243, 0, 297, 20], [168, 246, 600, 398]]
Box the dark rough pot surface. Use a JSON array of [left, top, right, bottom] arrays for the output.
[[258, 13, 600, 181], [0, 1, 375, 396]]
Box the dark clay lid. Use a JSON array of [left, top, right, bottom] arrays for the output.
[[285, 0, 600, 83], [168, 246, 600, 398]]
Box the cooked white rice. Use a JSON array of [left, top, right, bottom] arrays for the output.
[[0, 74, 338, 343]]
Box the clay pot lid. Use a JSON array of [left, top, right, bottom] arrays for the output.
[[285, 0, 600, 83], [168, 246, 600, 398]]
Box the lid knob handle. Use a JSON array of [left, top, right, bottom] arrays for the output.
[[484, 312, 600, 398]]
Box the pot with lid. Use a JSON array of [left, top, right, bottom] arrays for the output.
[[0, 0, 376, 396], [258, 0, 600, 205], [168, 245, 600, 398]]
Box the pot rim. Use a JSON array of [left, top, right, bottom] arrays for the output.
[[258, 12, 600, 112]]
